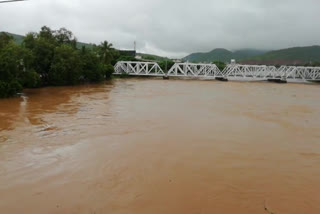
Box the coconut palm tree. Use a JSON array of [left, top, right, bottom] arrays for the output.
[[98, 41, 114, 64]]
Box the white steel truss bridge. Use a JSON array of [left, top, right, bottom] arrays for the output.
[[114, 61, 320, 82]]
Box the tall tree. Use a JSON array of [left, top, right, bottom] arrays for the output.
[[54, 28, 77, 48], [80, 47, 105, 82], [0, 33, 14, 49], [49, 45, 82, 86], [0, 38, 36, 97]]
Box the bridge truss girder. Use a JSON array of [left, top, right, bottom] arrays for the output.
[[276, 66, 320, 81], [220, 65, 278, 79], [167, 63, 221, 77], [114, 61, 165, 76], [221, 65, 320, 81]]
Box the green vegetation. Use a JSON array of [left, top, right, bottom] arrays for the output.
[[213, 61, 226, 71], [158, 60, 175, 73], [0, 33, 31, 97], [310, 61, 320, 66], [0, 26, 119, 98]]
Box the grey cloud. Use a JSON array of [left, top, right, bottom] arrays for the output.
[[0, 0, 319, 58]]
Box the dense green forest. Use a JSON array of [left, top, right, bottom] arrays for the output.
[[0, 26, 122, 98]]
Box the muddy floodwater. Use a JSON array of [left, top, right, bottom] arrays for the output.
[[0, 79, 320, 214]]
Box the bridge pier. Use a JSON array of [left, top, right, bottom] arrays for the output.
[[215, 77, 228, 82], [267, 79, 287, 84]]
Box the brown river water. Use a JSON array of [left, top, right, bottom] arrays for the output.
[[0, 78, 320, 214]]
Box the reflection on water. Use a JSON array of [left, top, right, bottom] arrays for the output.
[[0, 79, 320, 214], [0, 82, 114, 135]]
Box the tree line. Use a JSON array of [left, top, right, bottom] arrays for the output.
[[0, 27, 228, 99], [0, 26, 123, 98]]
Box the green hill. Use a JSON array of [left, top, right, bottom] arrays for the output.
[[183, 48, 266, 63], [75, 41, 94, 49], [183, 48, 231, 62], [184, 46, 320, 65], [1, 32, 24, 44], [137, 53, 169, 61], [233, 49, 267, 60]]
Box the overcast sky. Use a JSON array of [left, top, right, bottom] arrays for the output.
[[0, 0, 319, 58]]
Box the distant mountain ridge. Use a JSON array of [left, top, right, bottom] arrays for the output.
[[3, 32, 320, 65], [137, 53, 169, 61], [183, 48, 267, 63], [242, 46, 320, 65], [1, 32, 24, 44], [184, 46, 320, 65]]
